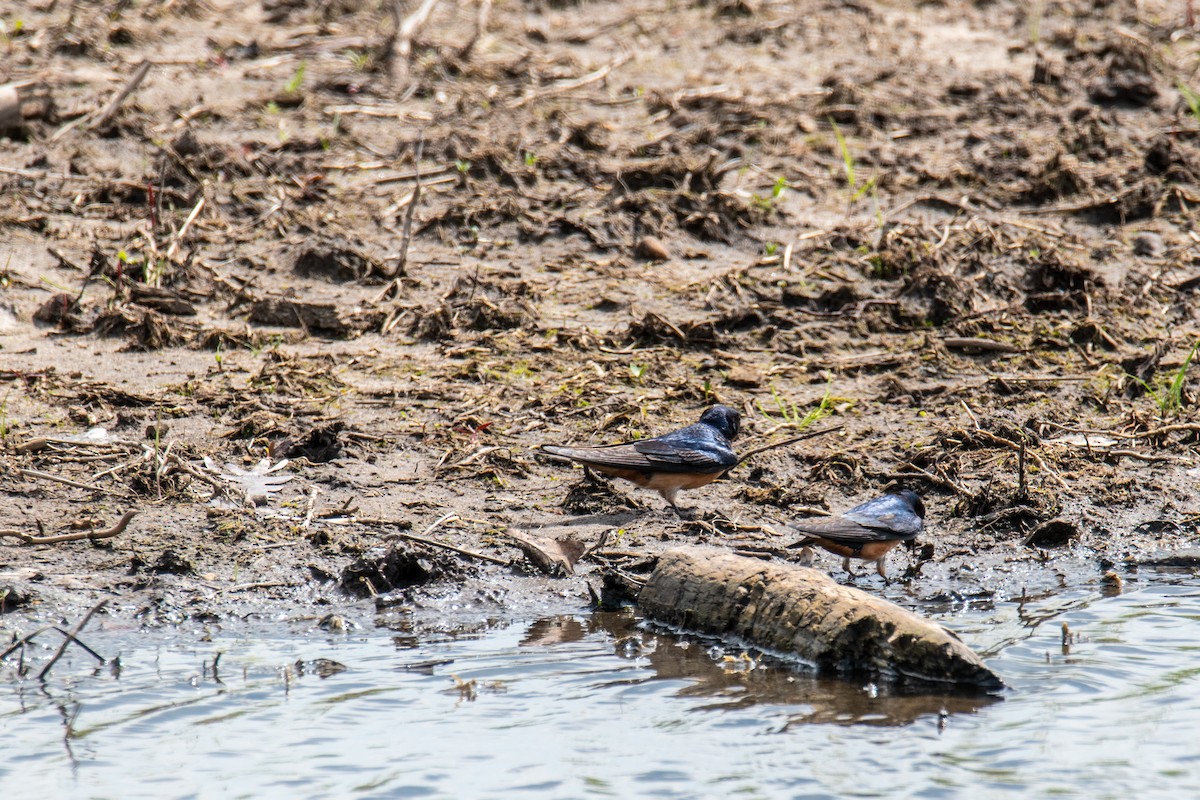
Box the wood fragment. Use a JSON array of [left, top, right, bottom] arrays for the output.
[[639, 549, 1002, 689], [0, 82, 24, 131], [504, 528, 584, 575], [0, 511, 137, 545], [509, 53, 633, 109], [942, 337, 1023, 354], [15, 467, 111, 494]]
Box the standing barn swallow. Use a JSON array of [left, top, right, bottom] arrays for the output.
[[788, 490, 925, 578], [539, 405, 741, 513]]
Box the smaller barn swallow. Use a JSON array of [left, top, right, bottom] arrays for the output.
[[788, 490, 925, 578], [539, 405, 741, 513]]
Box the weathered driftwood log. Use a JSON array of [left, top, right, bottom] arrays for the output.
[[638, 548, 1002, 690]]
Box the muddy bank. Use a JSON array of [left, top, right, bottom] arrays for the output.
[[3, 0, 1200, 629]]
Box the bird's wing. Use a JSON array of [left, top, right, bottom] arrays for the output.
[[843, 495, 923, 538], [540, 438, 730, 473], [789, 517, 897, 544]]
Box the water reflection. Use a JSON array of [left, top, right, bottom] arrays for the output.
[[0, 582, 1198, 798], [519, 613, 1000, 726]]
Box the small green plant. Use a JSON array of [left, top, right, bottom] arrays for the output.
[[0, 394, 10, 440], [265, 100, 281, 115], [1163, 340, 1200, 414], [1026, 0, 1043, 45], [628, 363, 648, 381], [772, 175, 789, 198], [1177, 80, 1200, 122], [214, 339, 224, 371], [1127, 339, 1200, 415], [523, 151, 538, 168], [764, 242, 779, 256], [284, 60, 307, 95], [0, 18, 24, 46], [830, 120, 877, 203], [757, 382, 838, 429], [346, 50, 370, 71], [456, 159, 472, 173], [144, 257, 167, 286]]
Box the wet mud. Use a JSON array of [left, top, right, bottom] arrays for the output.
[[3, 0, 1200, 632]]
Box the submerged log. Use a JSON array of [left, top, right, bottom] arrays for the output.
[[638, 548, 1003, 690]]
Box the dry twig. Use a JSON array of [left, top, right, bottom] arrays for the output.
[[380, 512, 509, 565], [735, 424, 844, 467], [0, 511, 137, 545]]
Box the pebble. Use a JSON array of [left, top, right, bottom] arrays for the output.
[[635, 235, 670, 262]]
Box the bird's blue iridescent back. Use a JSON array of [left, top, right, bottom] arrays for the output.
[[843, 492, 924, 539]]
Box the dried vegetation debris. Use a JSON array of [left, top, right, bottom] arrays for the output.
[[4, 0, 1200, 618]]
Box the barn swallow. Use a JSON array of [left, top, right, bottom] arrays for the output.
[[539, 405, 741, 513], [788, 490, 925, 578]]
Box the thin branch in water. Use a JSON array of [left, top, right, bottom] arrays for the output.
[[38, 600, 110, 680]]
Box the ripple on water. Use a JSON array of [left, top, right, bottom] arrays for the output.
[[1, 583, 1200, 797]]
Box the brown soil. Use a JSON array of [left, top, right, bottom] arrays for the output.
[[3, 0, 1200, 627]]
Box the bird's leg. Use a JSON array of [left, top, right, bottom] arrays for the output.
[[797, 546, 815, 567], [582, 464, 598, 484], [666, 501, 697, 521], [842, 556, 853, 575], [660, 487, 696, 519], [876, 559, 889, 581]]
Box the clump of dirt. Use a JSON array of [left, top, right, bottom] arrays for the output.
[[341, 544, 471, 597]]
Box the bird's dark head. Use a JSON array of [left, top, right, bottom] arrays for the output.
[[897, 489, 925, 518], [699, 405, 741, 440]]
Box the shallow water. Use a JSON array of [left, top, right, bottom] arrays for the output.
[[3, 580, 1200, 799]]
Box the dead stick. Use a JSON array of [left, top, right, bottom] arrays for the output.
[[382, 512, 509, 565], [0, 627, 56, 660], [16, 467, 109, 493], [90, 60, 152, 130], [0, 625, 111, 663], [165, 454, 239, 503], [459, 0, 493, 60], [892, 463, 972, 497], [38, 600, 109, 680], [0, 510, 136, 545], [509, 54, 632, 108], [164, 195, 206, 262], [389, 531, 508, 565], [393, 136, 424, 278], [395, 0, 441, 67], [1124, 422, 1200, 439], [1017, 441, 1027, 500], [971, 430, 1069, 490], [735, 424, 843, 467]]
